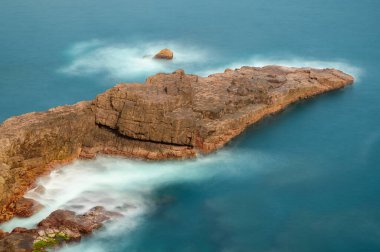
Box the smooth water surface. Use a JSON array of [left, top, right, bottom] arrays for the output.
[[1, 0, 380, 251]]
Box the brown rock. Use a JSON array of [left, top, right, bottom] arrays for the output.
[[38, 206, 114, 234], [0, 207, 118, 252], [0, 101, 94, 222], [0, 233, 35, 252], [0, 229, 8, 239], [14, 198, 43, 218], [0, 66, 354, 222], [11, 227, 29, 234], [37, 209, 81, 233], [153, 48, 173, 60]]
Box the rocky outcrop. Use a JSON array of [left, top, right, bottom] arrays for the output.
[[91, 67, 353, 152], [14, 198, 43, 218], [0, 66, 354, 223], [0, 206, 118, 252], [37, 206, 118, 236], [153, 48, 174, 60], [0, 102, 94, 222], [0, 232, 35, 252]]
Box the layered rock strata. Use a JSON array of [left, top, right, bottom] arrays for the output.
[[0, 66, 354, 223]]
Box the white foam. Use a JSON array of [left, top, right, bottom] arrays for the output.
[[60, 40, 362, 83], [60, 40, 211, 80], [198, 56, 363, 79], [1, 150, 263, 232]]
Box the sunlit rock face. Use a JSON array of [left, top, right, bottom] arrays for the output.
[[0, 102, 94, 223], [153, 48, 174, 60], [92, 66, 353, 152], [0, 66, 353, 223]]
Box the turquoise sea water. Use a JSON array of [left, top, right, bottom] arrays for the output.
[[1, 0, 380, 251]]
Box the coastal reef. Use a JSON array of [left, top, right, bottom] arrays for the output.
[[0, 206, 118, 252], [0, 66, 353, 224]]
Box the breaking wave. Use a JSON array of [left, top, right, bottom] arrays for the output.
[[59, 40, 362, 83], [0, 149, 269, 233], [199, 56, 363, 79], [59, 40, 212, 81]]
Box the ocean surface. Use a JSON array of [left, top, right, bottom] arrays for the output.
[[1, 0, 380, 251]]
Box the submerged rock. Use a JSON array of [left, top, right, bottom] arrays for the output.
[[14, 198, 43, 218], [38, 206, 116, 234], [0, 66, 354, 222], [153, 48, 173, 60], [0, 206, 119, 252]]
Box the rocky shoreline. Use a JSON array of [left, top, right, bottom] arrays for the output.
[[0, 206, 119, 251], [0, 65, 353, 250]]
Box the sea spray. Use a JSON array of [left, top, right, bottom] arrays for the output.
[[59, 40, 362, 82], [0, 149, 266, 232], [198, 56, 362, 79], [59, 40, 212, 80]]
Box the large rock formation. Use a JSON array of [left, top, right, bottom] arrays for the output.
[[0, 66, 354, 223]]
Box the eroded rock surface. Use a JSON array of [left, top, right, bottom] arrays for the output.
[[38, 206, 117, 235], [91, 67, 353, 152], [0, 102, 94, 222], [0, 232, 35, 252], [0, 66, 354, 223], [14, 198, 43, 218], [0, 206, 118, 252]]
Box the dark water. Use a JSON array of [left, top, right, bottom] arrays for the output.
[[1, 0, 380, 251]]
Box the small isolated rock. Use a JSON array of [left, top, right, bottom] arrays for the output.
[[33, 185, 46, 194], [14, 197, 43, 218], [38, 206, 116, 235], [154, 48, 173, 60]]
